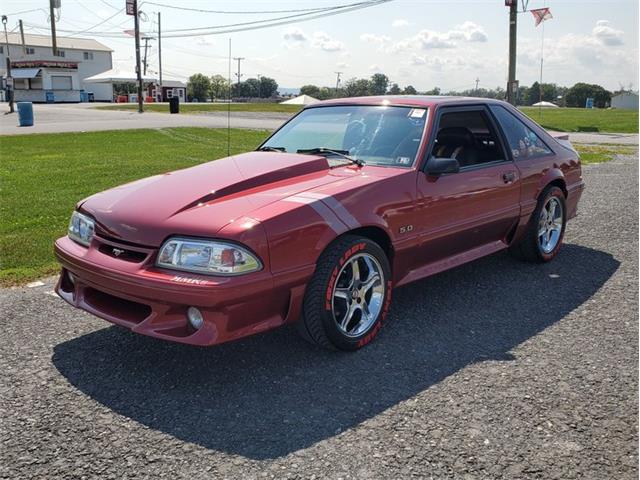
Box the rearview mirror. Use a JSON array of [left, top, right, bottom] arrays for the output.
[[425, 157, 460, 175]]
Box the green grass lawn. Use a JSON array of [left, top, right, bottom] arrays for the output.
[[0, 127, 270, 286], [520, 107, 638, 134], [97, 103, 303, 114], [574, 144, 638, 164]]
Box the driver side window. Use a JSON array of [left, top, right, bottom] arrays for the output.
[[432, 109, 506, 168]]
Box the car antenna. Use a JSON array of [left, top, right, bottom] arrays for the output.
[[227, 38, 232, 157]]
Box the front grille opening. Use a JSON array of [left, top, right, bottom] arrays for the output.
[[84, 288, 151, 324], [98, 244, 148, 263]]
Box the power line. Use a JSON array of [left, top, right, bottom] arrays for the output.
[[65, 8, 125, 37], [142, 1, 376, 15], [23, 0, 392, 38]]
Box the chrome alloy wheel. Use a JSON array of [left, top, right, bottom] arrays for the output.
[[538, 196, 564, 254], [331, 253, 385, 337]]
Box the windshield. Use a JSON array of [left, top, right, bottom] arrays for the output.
[[261, 105, 428, 167]]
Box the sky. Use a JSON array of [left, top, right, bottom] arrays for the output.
[[3, 0, 639, 92]]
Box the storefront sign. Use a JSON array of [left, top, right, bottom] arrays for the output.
[[12, 60, 78, 69]]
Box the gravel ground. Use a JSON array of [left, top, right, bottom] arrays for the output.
[[1, 153, 637, 479]]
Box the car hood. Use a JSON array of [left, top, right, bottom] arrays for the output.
[[80, 151, 345, 246]]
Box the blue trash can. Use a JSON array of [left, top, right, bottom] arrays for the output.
[[17, 102, 34, 127], [45, 91, 55, 103]]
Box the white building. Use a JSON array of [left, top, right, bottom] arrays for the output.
[[611, 92, 639, 110], [0, 33, 113, 102]]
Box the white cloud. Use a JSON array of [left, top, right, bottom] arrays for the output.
[[517, 20, 634, 85], [336, 61, 349, 69], [312, 31, 345, 52], [392, 19, 409, 28], [360, 33, 392, 51], [195, 37, 214, 47], [283, 27, 308, 43], [369, 64, 382, 72], [449, 21, 488, 43], [390, 21, 488, 52], [592, 20, 624, 46]]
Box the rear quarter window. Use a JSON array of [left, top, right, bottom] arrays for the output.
[[490, 105, 553, 160]]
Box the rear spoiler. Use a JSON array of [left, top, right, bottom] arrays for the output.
[[549, 131, 570, 141], [548, 130, 575, 153]]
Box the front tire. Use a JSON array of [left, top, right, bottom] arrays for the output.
[[510, 185, 566, 263], [299, 235, 393, 351]]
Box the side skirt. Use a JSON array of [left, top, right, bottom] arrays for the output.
[[394, 240, 507, 288]]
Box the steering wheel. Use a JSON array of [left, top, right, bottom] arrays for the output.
[[343, 119, 367, 152]]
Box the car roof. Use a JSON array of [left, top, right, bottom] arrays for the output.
[[308, 95, 507, 109]]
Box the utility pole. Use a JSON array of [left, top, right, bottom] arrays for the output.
[[1, 15, 13, 113], [334, 71, 342, 94], [506, 0, 518, 105], [19, 20, 26, 54], [49, 0, 58, 56], [475, 77, 480, 93], [157, 11, 162, 100], [133, 0, 143, 113], [233, 57, 244, 93], [142, 35, 151, 75]]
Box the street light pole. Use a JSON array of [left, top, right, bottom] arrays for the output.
[[1, 15, 14, 113], [506, 0, 518, 105], [133, 0, 143, 113]]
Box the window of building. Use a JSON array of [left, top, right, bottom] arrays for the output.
[[55, 49, 65, 58], [83, 51, 94, 60], [489, 105, 553, 160], [30, 77, 43, 90], [431, 109, 506, 168], [26, 47, 35, 55], [0, 46, 4, 54], [166, 89, 173, 98], [51, 75, 73, 90]]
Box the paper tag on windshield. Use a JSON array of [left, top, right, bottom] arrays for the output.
[[409, 108, 426, 118]]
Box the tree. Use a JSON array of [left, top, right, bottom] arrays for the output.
[[424, 87, 441, 96], [343, 78, 371, 97], [388, 83, 401, 95], [369, 73, 389, 95], [403, 85, 417, 95], [565, 82, 611, 108], [209, 74, 229, 101], [187, 73, 211, 101], [317, 87, 334, 100], [300, 84, 321, 97], [258, 76, 278, 98]]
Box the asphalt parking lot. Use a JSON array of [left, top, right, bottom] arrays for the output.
[[1, 152, 637, 479], [0, 103, 289, 136]]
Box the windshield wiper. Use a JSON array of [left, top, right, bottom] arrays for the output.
[[257, 146, 286, 152], [297, 147, 365, 167]]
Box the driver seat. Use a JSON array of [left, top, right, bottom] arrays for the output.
[[434, 127, 478, 167]]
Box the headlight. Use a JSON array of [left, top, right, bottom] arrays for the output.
[[156, 237, 262, 275], [68, 211, 95, 246]]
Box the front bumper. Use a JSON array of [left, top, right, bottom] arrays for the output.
[[54, 236, 312, 346]]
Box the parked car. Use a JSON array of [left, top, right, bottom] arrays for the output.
[[55, 96, 584, 350]]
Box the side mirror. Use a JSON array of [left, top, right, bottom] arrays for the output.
[[425, 156, 460, 175]]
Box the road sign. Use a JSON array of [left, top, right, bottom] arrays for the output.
[[126, 0, 135, 15]]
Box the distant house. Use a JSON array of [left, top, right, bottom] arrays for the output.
[[147, 80, 187, 102], [611, 92, 639, 110], [0, 33, 113, 102]]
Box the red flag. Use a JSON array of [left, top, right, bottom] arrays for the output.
[[531, 8, 553, 26]]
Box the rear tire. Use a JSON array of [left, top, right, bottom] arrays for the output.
[[510, 185, 566, 263], [299, 235, 393, 351]]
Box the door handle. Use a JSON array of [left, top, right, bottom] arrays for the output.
[[502, 171, 516, 183]]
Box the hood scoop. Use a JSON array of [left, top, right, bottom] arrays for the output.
[[172, 152, 329, 215]]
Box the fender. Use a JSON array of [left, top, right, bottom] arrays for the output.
[[537, 167, 567, 198]]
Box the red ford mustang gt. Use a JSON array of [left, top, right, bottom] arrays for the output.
[[55, 96, 584, 350]]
